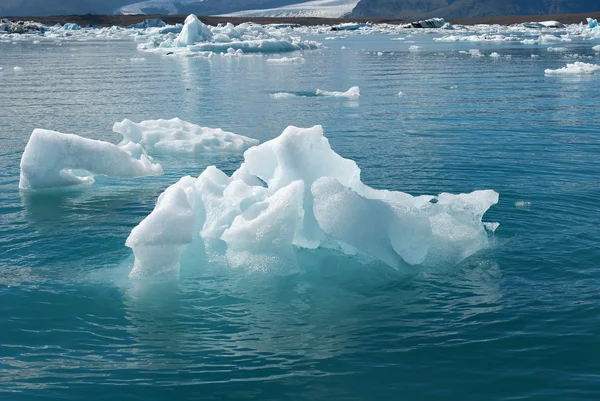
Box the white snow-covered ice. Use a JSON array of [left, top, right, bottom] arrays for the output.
[[266, 57, 305, 64], [223, 0, 360, 18], [545, 62, 600, 75], [137, 15, 321, 56], [19, 129, 163, 190], [113, 118, 259, 155], [315, 86, 360, 98], [126, 125, 498, 279]]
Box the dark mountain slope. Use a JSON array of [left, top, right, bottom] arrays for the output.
[[351, 0, 600, 18]]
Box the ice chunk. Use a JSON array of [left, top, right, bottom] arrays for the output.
[[177, 14, 212, 46], [489, 52, 500, 58], [13, 66, 23, 71], [588, 18, 598, 29], [127, 125, 498, 278], [270, 92, 297, 99], [139, 16, 321, 56], [113, 118, 258, 155], [547, 47, 568, 52], [545, 62, 600, 75], [19, 129, 163, 190], [408, 45, 420, 52], [266, 57, 305, 64], [127, 176, 196, 279], [593, 45, 600, 51], [315, 86, 360, 98]]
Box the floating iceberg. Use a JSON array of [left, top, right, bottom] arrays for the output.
[[266, 57, 305, 64], [270, 92, 298, 99], [593, 45, 600, 51], [315, 86, 360, 98], [113, 118, 259, 155], [126, 125, 498, 279], [19, 129, 163, 190], [545, 62, 600, 75], [523, 21, 565, 29], [408, 18, 446, 29], [138, 15, 321, 56]]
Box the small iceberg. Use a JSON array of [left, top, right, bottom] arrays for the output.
[[408, 18, 446, 29], [545, 62, 600, 75], [19, 129, 162, 190], [113, 118, 258, 155], [315, 86, 360, 98], [266, 57, 305, 64]]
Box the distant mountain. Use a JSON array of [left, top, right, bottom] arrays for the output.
[[351, 0, 600, 18], [0, 0, 312, 17], [224, 0, 360, 18], [116, 0, 311, 16], [0, 0, 132, 16]]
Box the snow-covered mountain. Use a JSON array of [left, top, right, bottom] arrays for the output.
[[117, 0, 204, 15], [114, 0, 320, 16], [223, 0, 360, 18]]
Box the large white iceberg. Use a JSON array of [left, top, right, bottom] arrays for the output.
[[126, 125, 498, 279], [19, 129, 163, 190], [545, 62, 600, 75], [113, 118, 259, 155]]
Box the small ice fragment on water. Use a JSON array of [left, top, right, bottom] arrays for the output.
[[593, 45, 600, 51], [316, 86, 360, 98], [33, 40, 40, 44], [444, 84, 458, 90], [377, 51, 383, 56], [341, 46, 346, 49], [398, 91, 404, 96], [409, 45, 420, 52], [515, 201, 532, 209], [547, 47, 568, 52], [270, 92, 297, 99], [266, 57, 304, 64], [490, 52, 500, 58], [531, 54, 539, 58], [391, 37, 405, 41], [469, 49, 483, 57], [545, 62, 600, 75], [13, 66, 23, 71], [130, 57, 146, 62]]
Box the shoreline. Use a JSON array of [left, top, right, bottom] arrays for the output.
[[2, 11, 600, 28]]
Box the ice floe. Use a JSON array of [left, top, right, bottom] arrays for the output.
[[316, 86, 360, 98], [137, 14, 321, 56], [19, 129, 163, 190], [126, 125, 498, 278], [266, 56, 305, 64], [544, 62, 600, 75], [113, 118, 259, 155]]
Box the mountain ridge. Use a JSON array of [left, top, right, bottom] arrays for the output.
[[351, 0, 600, 19]]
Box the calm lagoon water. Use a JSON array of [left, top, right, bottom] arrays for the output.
[[1, 32, 599, 400]]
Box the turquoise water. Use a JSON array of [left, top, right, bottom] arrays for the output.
[[1, 33, 600, 400]]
